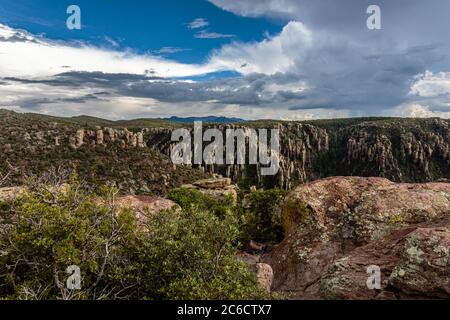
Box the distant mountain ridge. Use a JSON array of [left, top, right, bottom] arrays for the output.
[[162, 116, 245, 123]]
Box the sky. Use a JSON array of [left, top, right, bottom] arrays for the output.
[[0, 0, 449, 120]]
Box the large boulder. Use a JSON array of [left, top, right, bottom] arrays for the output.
[[237, 252, 274, 293], [182, 177, 238, 204], [280, 176, 449, 238], [267, 177, 450, 299], [192, 178, 232, 189]]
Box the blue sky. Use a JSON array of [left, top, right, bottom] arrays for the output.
[[0, 0, 449, 120], [0, 0, 282, 64]]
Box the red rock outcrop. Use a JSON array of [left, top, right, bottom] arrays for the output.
[[267, 177, 450, 299], [320, 223, 450, 299]]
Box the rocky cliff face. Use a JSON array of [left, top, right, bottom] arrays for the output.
[[342, 119, 450, 182], [266, 177, 450, 299], [69, 127, 147, 149], [143, 123, 331, 189], [0, 110, 208, 195], [144, 118, 450, 189]]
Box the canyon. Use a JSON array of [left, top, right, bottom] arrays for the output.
[[1, 110, 447, 193]]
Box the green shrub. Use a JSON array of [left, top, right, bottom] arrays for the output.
[[138, 207, 266, 300], [242, 189, 287, 244], [0, 179, 265, 300], [167, 187, 235, 219], [168, 187, 288, 245], [0, 182, 138, 300]]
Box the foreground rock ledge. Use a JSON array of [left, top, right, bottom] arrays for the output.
[[182, 177, 238, 205], [267, 176, 450, 299]]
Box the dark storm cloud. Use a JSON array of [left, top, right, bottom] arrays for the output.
[[0, 34, 39, 43], [4, 72, 164, 87], [6, 92, 103, 111], [3, 71, 312, 107], [288, 42, 443, 111], [206, 0, 450, 115]]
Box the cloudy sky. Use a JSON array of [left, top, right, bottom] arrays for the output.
[[0, 0, 449, 120]]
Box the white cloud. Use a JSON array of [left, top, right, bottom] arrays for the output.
[[208, 0, 301, 19], [152, 47, 191, 55], [389, 103, 450, 119], [186, 18, 209, 29], [410, 71, 450, 98], [210, 21, 312, 75], [186, 18, 236, 40], [104, 36, 120, 48], [194, 30, 235, 39], [0, 24, 220, 78]]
